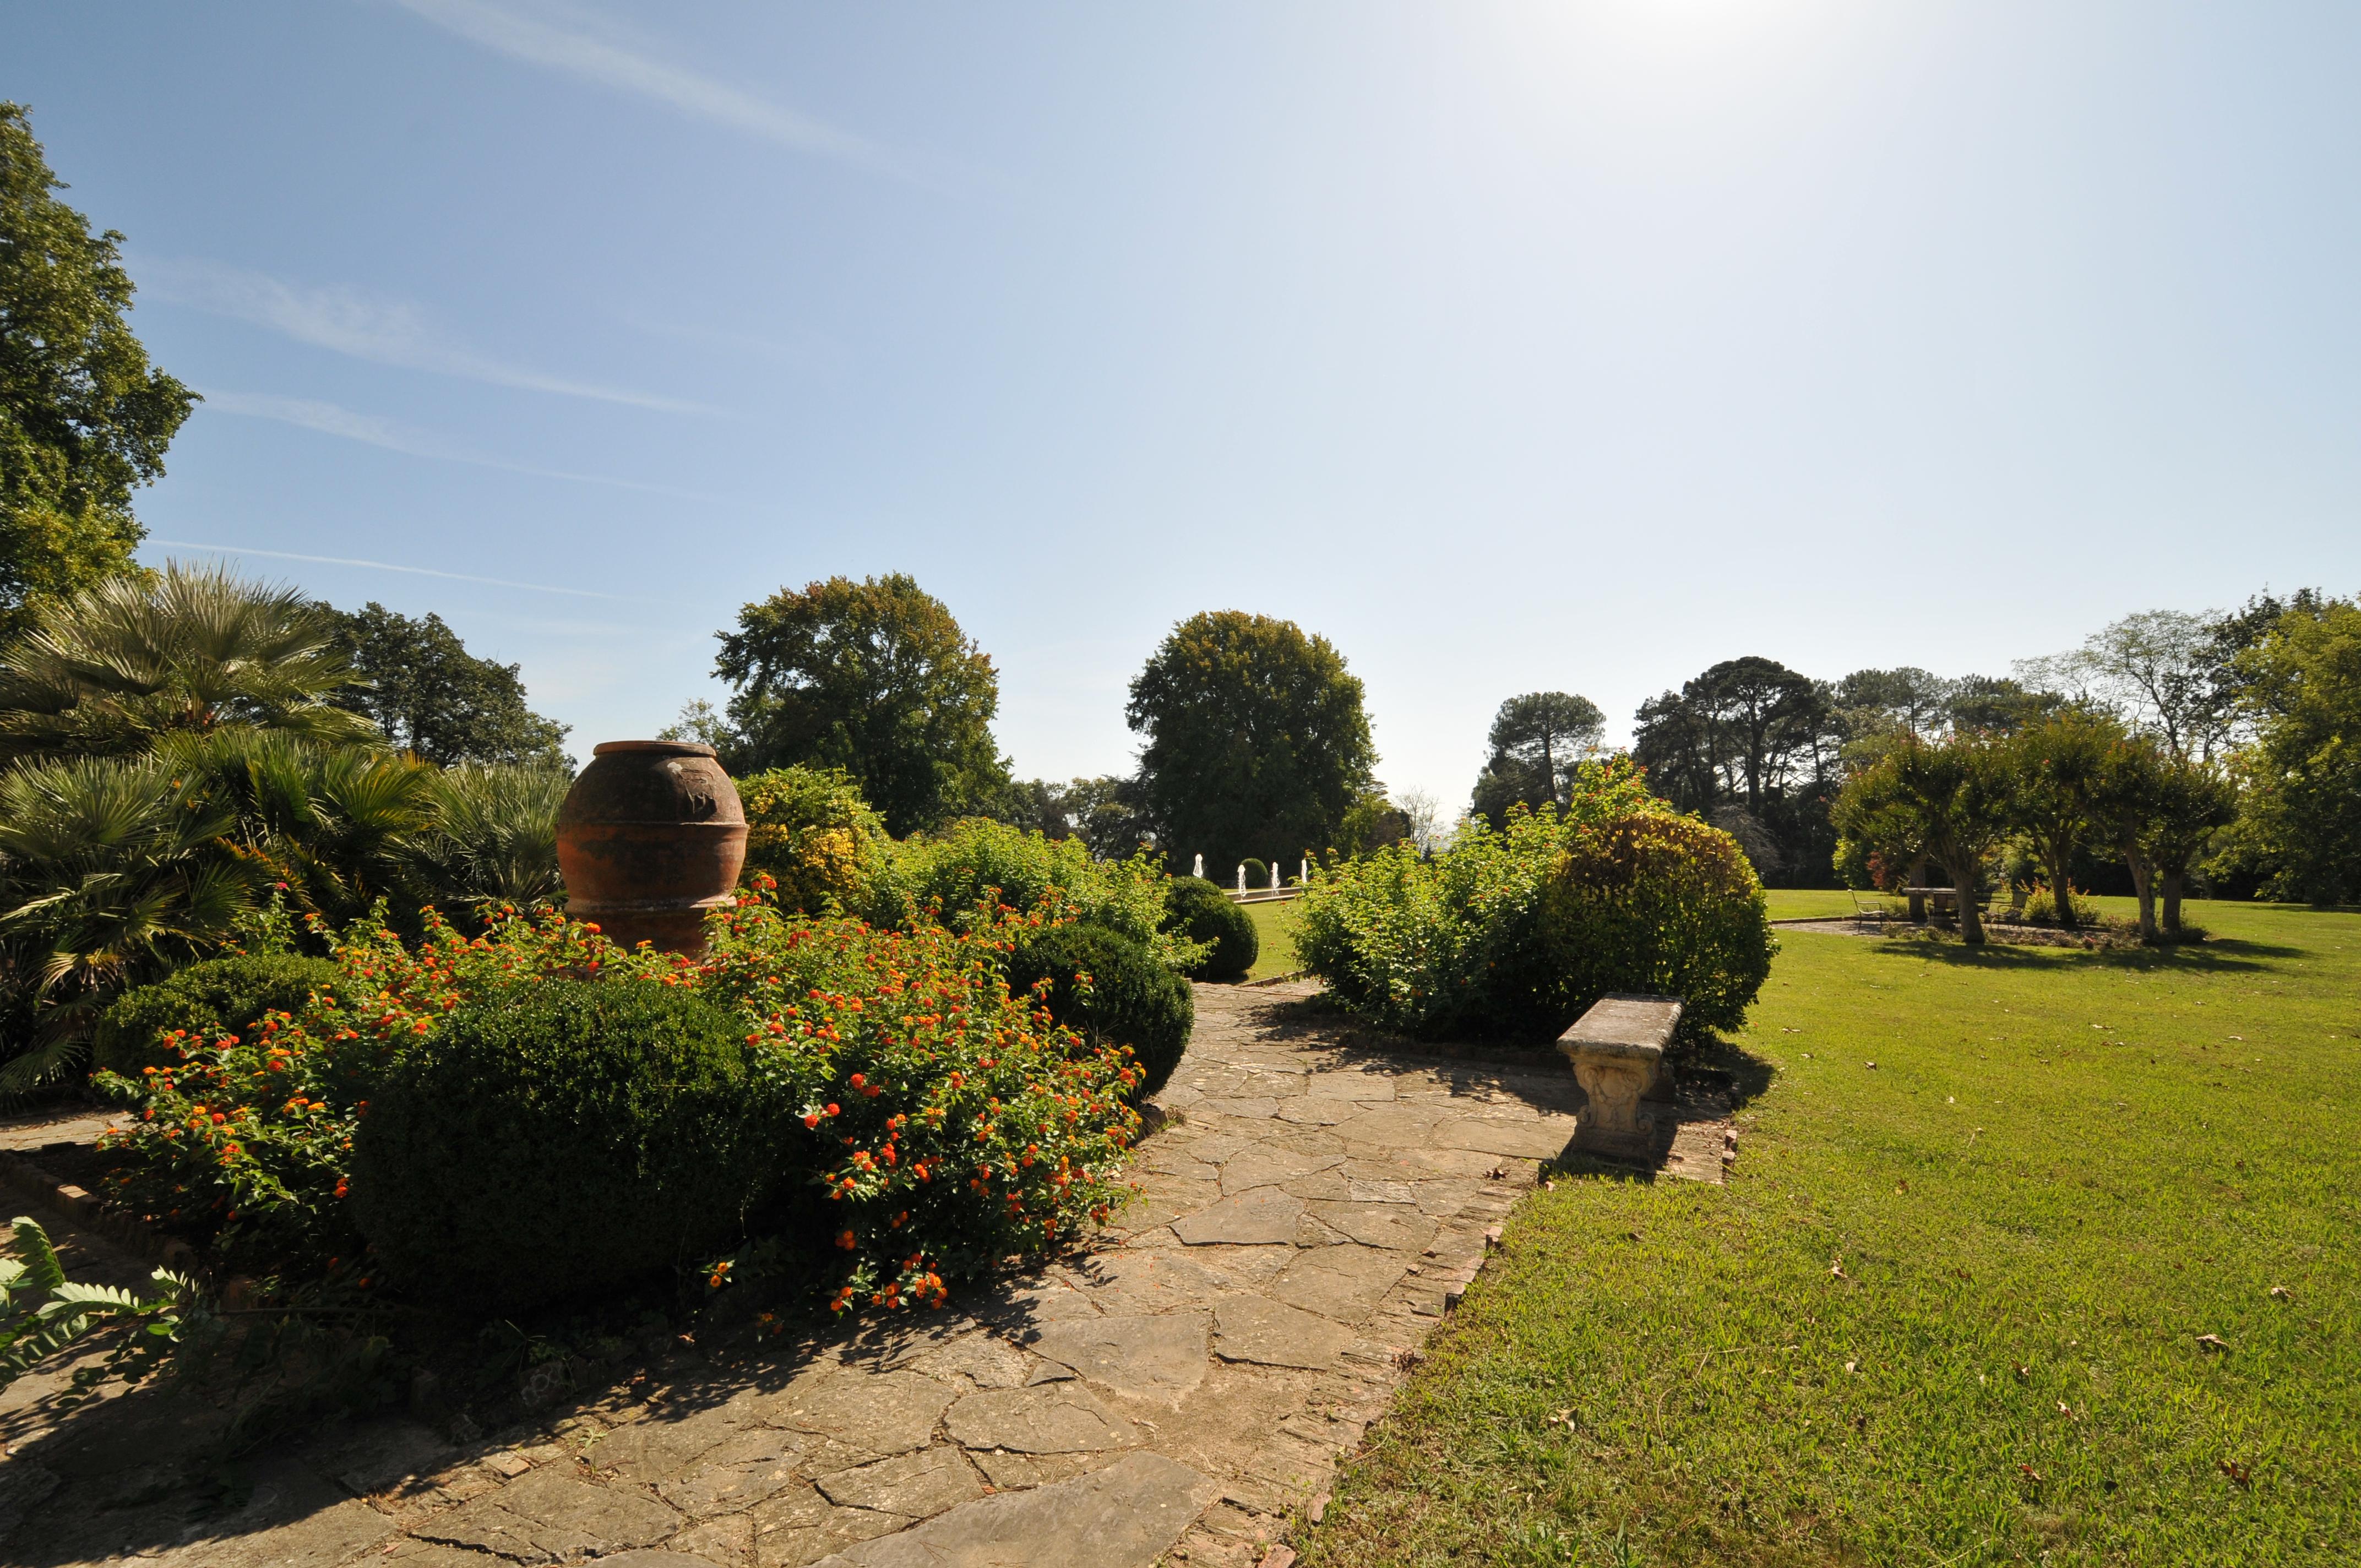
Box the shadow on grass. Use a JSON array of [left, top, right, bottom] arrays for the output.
[[1867, 934, 2297, 974]]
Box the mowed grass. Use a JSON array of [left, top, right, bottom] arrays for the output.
[[1245, 897, 1303, 979], [1763, 888, 1874, 921], [1299, 900, 2361, 1566]]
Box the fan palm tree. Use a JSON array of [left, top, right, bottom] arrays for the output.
[[0, 755, 258, 1091], [0, 561, 377, 764], [400, 763, 569, 913]]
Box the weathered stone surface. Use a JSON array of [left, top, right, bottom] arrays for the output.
[[813, 1452, 1218, 1568], [1267, 1246, 1410, 1325], [1303, 1201, 1439, 1253], [1328, 1104, 1449, 1148], [1029, 1313, 1209, 1400], [1073, 1251, 1230, 1315], [669, 1512, 757, 1566], [1304, 1071, 1394, 1101], [755, 1504, 905, 1568], [944, 1384, 1136, 1453], [585, 1553, 725, 1567], [907, 1331, 1033, 1391], [1172, 1186, 1303, 1246], [595, 1404, 750, 1482], [1212, 1297, 1357, 1370], [814, 1448, 984, 1517], [167, 1494, 396, 1568], [1216, 1145, 1341, 1194], [658, 1428, 813, 1516], [415, 1464, 680, 1563], [1434, 1115, 1576, 1159], [763, 1369, 954, 1456]]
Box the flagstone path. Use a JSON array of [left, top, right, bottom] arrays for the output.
[[0, 983, 1730, 1568]]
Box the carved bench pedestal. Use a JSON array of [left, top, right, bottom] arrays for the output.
[[1556, 994, 1684, 1162]]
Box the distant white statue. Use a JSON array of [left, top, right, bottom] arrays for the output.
[[1193, 853, 1204, 879]]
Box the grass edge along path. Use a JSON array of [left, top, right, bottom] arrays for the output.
[[1294, 900, 2360, 1566]]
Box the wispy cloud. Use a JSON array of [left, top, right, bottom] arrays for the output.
[[389, 0, 901, 178], [139, 257, 716, 415], [202, 390, 721, 500], [150, 541, 630, 600]]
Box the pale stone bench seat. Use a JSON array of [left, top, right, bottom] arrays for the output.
[[1556, 993, 1683, 1161]]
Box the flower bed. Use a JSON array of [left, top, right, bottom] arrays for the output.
[[93, 880, 1143, 1317]]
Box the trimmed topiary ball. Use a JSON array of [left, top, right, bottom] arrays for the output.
[[94, 954, 341, 1076], [350, 979, 765, 1311], [1162, 876, 1258, 981], [1004, 923, 1193, 1099], [1540, 812, 1776, 1035]]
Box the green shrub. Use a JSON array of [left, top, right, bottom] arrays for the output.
[[350, 979, 764, 1312], [737, 765, 892, 916], [1239, 857, 1269, 890], [93, 954, 340, 1076], [1162, 876, 1257, 981], [97, 896, 1145, 1320], [1295, 756, 1673, 1041], [1002, 922, 1194, 1099], [1539, 812, 1776, 1035], [868, 817, 1204, 971]]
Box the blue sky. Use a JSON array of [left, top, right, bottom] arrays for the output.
[[14, 2, 2360, 805]]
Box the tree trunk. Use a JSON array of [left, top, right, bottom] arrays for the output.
[[2162, 870, 2185, 937], [1906, 857, 1928, 924], [2121, 839, 2157, 942], [2043, 835, 2078, 928], [1955, 866, 1984, 945]]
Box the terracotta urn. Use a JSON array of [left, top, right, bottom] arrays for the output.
[[556, 741, 748, 954]]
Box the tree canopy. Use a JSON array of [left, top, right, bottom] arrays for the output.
[[0, 104, 196, 640], [2219, 596, 2361, 904], [334, 602, 570, 768], [1127, 611, 1375, 876], [1470, 690, 1604, 826], [712, 574, 1008, 836]]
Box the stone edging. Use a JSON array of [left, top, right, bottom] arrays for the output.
[[0, 1146, 198, 1271]]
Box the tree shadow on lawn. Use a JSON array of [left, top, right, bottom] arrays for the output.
[[1867, 934, 2297, 974]]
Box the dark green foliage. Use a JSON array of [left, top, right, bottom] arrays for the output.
[[93, 953, 339, 1076], [1128, 611, 1377, 875], [1004, 923, 1193, 1099], [332, 602, 570, 767], [1540, 813, 1776, 1035], [350, 980, 764, 1311], [1, 103, 197, 640], [1239, 857, 1269, 890], [712, 574, 1009, 835], [1470, 692, 1606, 826], [1162, 876, 1257, 981]]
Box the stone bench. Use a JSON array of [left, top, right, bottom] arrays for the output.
[[1555, 994, 1683, 1161]]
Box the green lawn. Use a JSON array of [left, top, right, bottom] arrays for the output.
[[1244, 897, 1302, 979], [1300, 900, 2360, 1566], [1762, 888, 1873, 921]]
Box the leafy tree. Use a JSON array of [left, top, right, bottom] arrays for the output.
[[1, 104, 197, 640], [1469, 692, 1604, 825], [1059, 776, 1156, 861], [1831, 667, 1954, 740], [712, 574, 1009, 836], [2145, 753, 2237, 935], [1832, 732, 2014, 944], [2221, 597, 2361, 904], [1633, 657, 1838, 884], [2005, 711, 2121, 928], [333, 603, 570, 767], [0, 562, 376, 763], [1945, 674, 2048, 734], [1127, 611, 1375, 877], [2019, 611, 2234, 761]]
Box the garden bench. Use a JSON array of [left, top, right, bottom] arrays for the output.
[[1900, 886, 1991, 922], [1557, 994, 1682, 1161]]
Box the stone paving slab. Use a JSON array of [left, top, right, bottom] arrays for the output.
[[0, 981, 1734, 1568]]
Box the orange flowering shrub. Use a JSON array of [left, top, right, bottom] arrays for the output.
[[95, 881, 1143, 1317]]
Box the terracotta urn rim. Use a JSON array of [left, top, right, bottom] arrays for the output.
[[590, 739, 717, 758]]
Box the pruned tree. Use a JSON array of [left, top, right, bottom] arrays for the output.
[[1832, 732, 2015, 944], [2006, 711, 2122, 928]]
